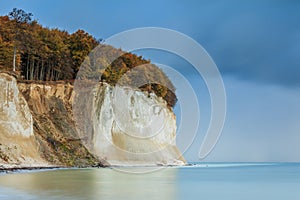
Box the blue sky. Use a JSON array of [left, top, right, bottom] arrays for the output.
[[1, 0, 300, 162]]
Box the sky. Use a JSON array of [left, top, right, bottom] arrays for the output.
[[1, 0, 300, 162]]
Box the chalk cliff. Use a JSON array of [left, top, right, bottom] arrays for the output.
[[0, 73, 46, 167], [74, 83, 186, 166], [0, 72, 185, 168]]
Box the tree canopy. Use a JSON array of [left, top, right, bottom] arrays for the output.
[[0, 8, 177, 107]]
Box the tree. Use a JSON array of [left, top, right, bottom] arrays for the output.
[[68, 29, 99, 75], [8, 8, 33, 23], [0, 9, 177, 107], [0, 16, 14, 69], [8, 8, 33, 71]]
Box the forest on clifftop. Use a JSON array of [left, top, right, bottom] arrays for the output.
[[0, 8, 176, 107]]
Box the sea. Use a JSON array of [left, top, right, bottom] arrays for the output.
[[0, 163, 299, 200]]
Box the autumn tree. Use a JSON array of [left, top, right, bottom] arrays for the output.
[[8, 8, 33, 71], [68, 29, 99, 76], [0, 9, 177, 107]]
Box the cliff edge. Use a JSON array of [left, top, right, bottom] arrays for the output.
[[0, 73, 47, 168], [0, 72, 185, 168]]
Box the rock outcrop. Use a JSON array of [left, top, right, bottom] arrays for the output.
[[18, 81, 99, 167], [74, 83, 186, 166], [0, 72, 185, 168], [0, 73, 46, 167]]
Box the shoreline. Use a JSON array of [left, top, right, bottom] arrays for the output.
[[0, 165, 66, 174], [0, 163, 190, 174], [0, 162, 110, 174], [1, 163, 296, 175]]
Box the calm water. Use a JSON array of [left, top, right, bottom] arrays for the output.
[[0, 163, 300, 200]]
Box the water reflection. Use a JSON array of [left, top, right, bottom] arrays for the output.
[[0, 168, 179, 200], [3, 164, 300, 200]]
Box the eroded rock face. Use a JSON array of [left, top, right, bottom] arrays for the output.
[[0, 73, 45, 166], [0, 73, 33, 138], [74, 83, 186, 166], [0, 72, 185, 167], [18, 82, 98, 167]]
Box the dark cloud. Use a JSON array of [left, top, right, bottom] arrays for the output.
[[188, 0, 300, 86], [1, 0, 299, 86], [124, 0, 300, 87]]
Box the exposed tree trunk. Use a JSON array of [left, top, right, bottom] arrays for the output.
[[40, 59, 44, 81], [46, 61, 51, 81], [55, 71, 60, 81], [13, 46, 16, 71], [26, 54, 30, 80], [35, 59, 40, 80], [30, 57, 35, 80], [50, 68, 54, 81]]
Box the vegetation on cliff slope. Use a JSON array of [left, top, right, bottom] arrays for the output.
[[0, 8, 176, 107]]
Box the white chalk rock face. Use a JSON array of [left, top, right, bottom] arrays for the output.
[[0, 73, 33, 137], [0, 73, 46, 166], [74, 83, 186, 166]]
